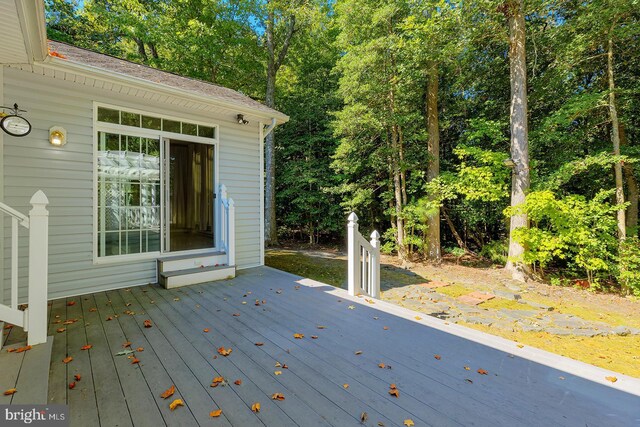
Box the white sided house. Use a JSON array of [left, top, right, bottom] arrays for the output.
[[0, 0, 288, 342]]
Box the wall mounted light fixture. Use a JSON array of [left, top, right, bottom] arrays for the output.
[[236, 114, 249, 125], [49, 126, 67, 147]]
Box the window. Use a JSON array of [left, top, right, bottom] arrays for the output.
[[97, 131, 161, 257], [97, 106, 216, 139]]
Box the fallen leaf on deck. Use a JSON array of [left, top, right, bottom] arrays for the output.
[[465, 379, 473, 384], [343, 384, 349, 389], [81, 345, 92, 351], [15, 345, 32, 353], [63, 356, 73, 364], [434, 355, 441, 360], [378, 363, 386, 369], [63, 319, 78, 325], [251, 402, 260, 412], [414, 316, 422, 320], [234, 379, 242, 385], [242, 301, 247, 305], [606, 376, 618, 383], [275, 362, 281, 367], [517, 344, 524, 348], [559, 376, 565, 380], [232, 313, 240, 317], [477, 369, 488, 375], [383, 326, 389, 330], [89, 308, 97, 312], [123, 341, 132, 348], [210, 409, 222, 417], [68, 382, 76, 390], [403, 419, 414, 426], [282, 364, 288, 369], [211, 377, 225, 387], [131, 358, 140, 364], [464, 366, 470, 371], [160, 385, 176, 399], [66, 301, 76, 306], [106, 316, 113, 321], [4, 388, 17, 395], [136, 347, 144, 352], [293, 333, 304, 339], [217, 347, 232, 356], [143, 320, 152, 328], [311, 335, 318, 339], [74, 374, 81, 381], [388, 388, 399, 398], [271, 393, 285, 401], [354, 351, 363, 355], [316, 325, 326, 329], [169, 399, 184, 410], [173, 298, 180, 302], [56, 328, 66, 333], [203, 328, 210, 333], [360, 412, 368, 422], [255, 342, 264, 346], [274, 371, 282, 375], [348, 305, 356, 310], [4, 325, 13, 330]]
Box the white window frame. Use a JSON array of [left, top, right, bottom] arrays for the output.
[[92, 102, 220, 265]]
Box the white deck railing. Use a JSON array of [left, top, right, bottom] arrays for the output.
[[347, 212, 380, 298], [218, 185, 236, 267], [0, 190, 49, 346]]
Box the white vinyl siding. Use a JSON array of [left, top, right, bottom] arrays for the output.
[[1, 66, 262, 300]]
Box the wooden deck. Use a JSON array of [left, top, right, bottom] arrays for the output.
[[43, 266, 639, 427]]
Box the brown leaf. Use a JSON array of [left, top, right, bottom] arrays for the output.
[[3, 388, 17, 396], [136, 347, 144, 352], [123, 341, 132, 348], [81, 345, 92, 351], [89, 307, 97, 312], [354, 351, 363, 355], [63, 319, 78, 325], [4, 324, 13, 330], [360, 412, 368, 423], [311, 335, 318, 339], [74, 374, 81, 381], [274, 371, 282, 376], [403, 419, 415, 426], [477, 369, 488, 375], [389, 383, 397, 390], [63, 356, 73, 364], [343, 383, 349, 389], [143, 320, 152, 328], [66, 301, 76, 306], [464, 366, 470, 371], [234, 379, 242, 385], [255, 342, 264, 346], [465, 378, 474, 384], [606, 376, 618, 383], [160, 385, 176, 399], [68, 382, 76, 390], [169, 399, 184, 411], [56, 328, 66, 333], [383, 326, 389, 330], [251, 402, 261, 412], [217, 347, 232, 357], [232, 313, 240, 317], [210, 409, 222, 417], [378, 363, 386, 369], [15, 345, 32, 353], [316, 325, 326, 329], [388, 389, 399, 398], [271, 392, 285, 401], [293, 333, 304, 339], [105, 316, 113, 321], [434, 355, 441, 360], [203, 328, 210, 333], [212, 377, 224, 386], [131, 358, 140, 364]]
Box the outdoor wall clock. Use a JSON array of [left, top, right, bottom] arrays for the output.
[[0, 104, 32, 137]]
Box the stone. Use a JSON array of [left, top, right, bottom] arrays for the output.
[[553, 318, 587, 329], [544, 328, 575, 336], [458, 292, 495, 306], [612, 326, 631, 336], [570, 329, 602, 337], [493, 290, 522, 301], [419, 281, 450, 289], [462, 316, 494, 326]]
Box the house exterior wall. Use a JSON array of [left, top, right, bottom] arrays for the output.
[[1, 66, 263, 300]]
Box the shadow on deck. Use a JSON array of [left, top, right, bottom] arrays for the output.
[[5, 266, 640, 426]]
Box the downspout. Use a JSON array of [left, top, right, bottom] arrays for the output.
[[263, 118, 277, 138]]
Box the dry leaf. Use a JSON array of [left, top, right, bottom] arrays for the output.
[[378, 363, 386, 369], [203, 328, 210, 333], [131, 358, 140, 364], [464, 366, 470, 371], [74, 374, 81, 381], [311, 335, 318, 339], [434, 355, 441, 360], [4, 388, 17, 395], [63, 356, 73, 364], [354, 351, 363, 355], [160, 385, 176, 399], [348, 305, 356, 310], [316, 325, 326, 329], [81, 345, 92, 351], [232, 313, 240, 317], [234, 379, 242, 385], [63, 319, 78, 325], [274, 371, 282, 376], [217, 347, 232, 357], [57, 328, 66, 333], [517, 344, 524, 348], [293, 333, 304, 339], [465, 379, 473, 384], [66, 301, 76, 306], [169, 399, 184, 411], [275, 362, 282, 367], [343, 384, 349, 389], [105, 316, 113, 321], [15, 345, 32, 353], [136, 347, 144, 352], [210, 409, 222, 417], [271, 392, 285, 401], [89, 307, 97, 312], [255, 342, 264, 346], [68, 382, 76, 390], [383, 326, 389, 330], [414, 316, 423, 320], [251, 402, 261, 412], [477, 369, 488, 375], [4, 325, 13, 330], [123, 341, 132, 348], [360, 412, 368, 423], [143, 320, 152, 328], [388, 389, 399, 398], [606, 376, 618, 383], [403, 419, 415, 426]]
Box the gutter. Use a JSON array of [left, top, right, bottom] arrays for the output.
[[263, 118, 277, 138]]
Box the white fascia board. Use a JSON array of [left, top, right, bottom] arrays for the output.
[[38, 57, 290, 124], [15, 0, 48, 63]]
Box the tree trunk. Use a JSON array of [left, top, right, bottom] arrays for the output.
[[619, 124, 638, 233], [442, 207, 467, 251], [391, 125, 406, 261], [133, 37, 148, 62], [505, 0, 530, 282], [426, 62, 441, 263], [148, 43, 159, 60], [608, 33, 626, 240]]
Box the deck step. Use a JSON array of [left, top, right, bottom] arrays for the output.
[[158, 250, 227, 273], [159, 265, 236, 289], [0, 337, 53, 404]]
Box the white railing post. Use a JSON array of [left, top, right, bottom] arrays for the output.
[[370, 230, 381, 299], [347, 212, 360, 296], [227, 199, 235, 266], [27, 190, 49, 346]]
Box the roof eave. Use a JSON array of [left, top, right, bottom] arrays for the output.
[[39, 56, 290, 124], [16, 0, 48, 63]]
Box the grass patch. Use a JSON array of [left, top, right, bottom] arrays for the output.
[[480, 298, 538, 311], [459, 322, 640, 378], [265, 250, 345, 287], [436, 284, 475, 298]]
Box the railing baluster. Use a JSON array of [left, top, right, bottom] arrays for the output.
[[11, 217, 18, 310]]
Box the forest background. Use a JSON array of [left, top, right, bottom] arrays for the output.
[[46, 0, 640, 294]]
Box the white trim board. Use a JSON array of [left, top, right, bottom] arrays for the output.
[[262, 266, 640, 397]]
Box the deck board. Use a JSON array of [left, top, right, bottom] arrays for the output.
[[43, 267, 640, 427]]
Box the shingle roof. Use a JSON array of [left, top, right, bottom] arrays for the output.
[[48, 40, 286, 120]]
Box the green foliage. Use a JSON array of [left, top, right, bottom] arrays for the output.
[[479, 240, 508, 265], [618, 237, 640, 296], [506, 190, 622, 282]]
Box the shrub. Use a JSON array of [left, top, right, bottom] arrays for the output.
[[479, 240, 508, 264], [618, 237, 640, 296]]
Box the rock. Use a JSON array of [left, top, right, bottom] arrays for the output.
[[570, 329, 602, 337], [553, 318, 587, 329], [544, 328, 575, 336], [613, 326, 631, 336], [493, 290, 522, 300], [461, 316, 494, 326]]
